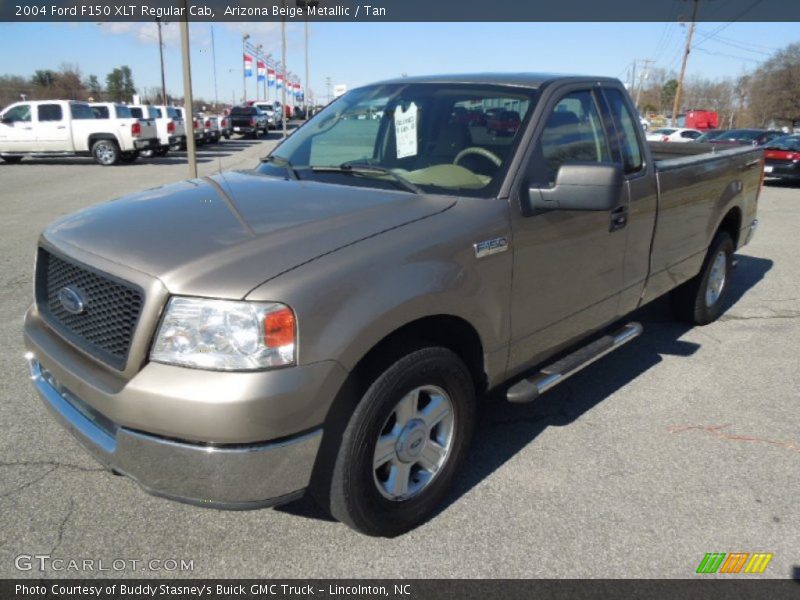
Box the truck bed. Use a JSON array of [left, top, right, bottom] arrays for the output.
[[644, 141, 763, 304]]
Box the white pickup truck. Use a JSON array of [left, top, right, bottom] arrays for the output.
[[153, 105, 187, 154], [89, 102, 159, 163], [0, 100, 155, 166]]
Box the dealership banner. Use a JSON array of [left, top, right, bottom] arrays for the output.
[[2, 579, 800, 599], [4, 0, 800, 22]]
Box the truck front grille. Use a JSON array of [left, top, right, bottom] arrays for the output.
[[35, 248, 144, 370]]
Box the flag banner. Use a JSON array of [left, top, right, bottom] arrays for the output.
[[257, 61, 266, 82], [267, 68, 276, 87], [277, 74, 284, 89], [244, 54, 253, 77]]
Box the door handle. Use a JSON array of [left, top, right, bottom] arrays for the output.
[[610, 205, 628, 232], [56, 126, 66, 129], [22, 126, 33, 130]]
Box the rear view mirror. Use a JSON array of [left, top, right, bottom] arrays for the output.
[[522, 162, 623, 216]]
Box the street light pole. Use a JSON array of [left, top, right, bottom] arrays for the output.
[[156, 19, 167, 104], [304, 19, 309, 116], [281, 6, 287, 139], [242, 33, 250, 104], [179, 9, 197, 178]]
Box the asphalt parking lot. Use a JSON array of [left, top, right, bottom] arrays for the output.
[[0, 140, 798, 579]]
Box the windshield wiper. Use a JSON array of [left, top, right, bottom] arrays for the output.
[[262, 155, 300, 180], [310, 163, 421, 194]]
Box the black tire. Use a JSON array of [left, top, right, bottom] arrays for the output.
[[223, 133, 231, 140], [91, 139, 120, 166], [119, 151, 139, 164], [325, 346, 476, 537], [1, 155, 23, 163], [155, 148, 169, 157], [671, 231, 734, 325]]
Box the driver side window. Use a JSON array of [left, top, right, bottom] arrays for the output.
[[529, 91, 610, 186], [4, 104, 31, 123]]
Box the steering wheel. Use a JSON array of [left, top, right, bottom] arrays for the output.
[[453, 146, 502, 168]]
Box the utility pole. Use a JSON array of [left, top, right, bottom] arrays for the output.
[[156, 19, 167, 105], [635, 58, 654, 111], [179, 7, 197, 178], [671, 0, 700, 127], [281, 1, 288, 139], [242, 33, 250, 104], [211, 26, 219, 107]]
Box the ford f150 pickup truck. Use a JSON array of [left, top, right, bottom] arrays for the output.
[[23, 74, 761, 537], [0, 100, 156, 166]]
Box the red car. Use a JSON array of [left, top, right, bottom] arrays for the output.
[[487, 110, 521, 136], [763, 135, 800, 182]]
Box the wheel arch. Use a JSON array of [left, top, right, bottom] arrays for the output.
[[350, 314, 488, 397]]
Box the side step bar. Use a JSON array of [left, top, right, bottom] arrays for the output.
[[506, 322, 643, 404]]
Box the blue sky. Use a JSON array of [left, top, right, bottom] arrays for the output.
[[0, 21, 797, 105]]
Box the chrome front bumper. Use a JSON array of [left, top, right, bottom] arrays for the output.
[[26, 356, 322, 509]]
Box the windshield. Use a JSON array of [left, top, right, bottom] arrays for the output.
[[231, 106, 256, 115], [719, 129, 760, 141], [765, 136, 800, 151], [257, 83, 538, 197]]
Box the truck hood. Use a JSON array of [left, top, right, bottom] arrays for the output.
[[44, 171, 456, 299]]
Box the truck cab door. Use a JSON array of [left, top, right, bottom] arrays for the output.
[[0, 103, 36, 152], [35, 103, 70, 151], [597, 87, 659, 316], [507, 88, 627, 374]]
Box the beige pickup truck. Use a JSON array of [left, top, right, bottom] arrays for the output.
[[24, 74, 761, 536]]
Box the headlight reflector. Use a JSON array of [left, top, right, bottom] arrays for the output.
[[150, 297, 296, 370]]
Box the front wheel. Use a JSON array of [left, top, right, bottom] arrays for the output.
[[324, 347, 476, 537], [671, 231, 734, 325], [91, 139, 120, 166]]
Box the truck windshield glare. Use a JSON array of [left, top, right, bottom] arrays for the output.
[[258, 83, 538, 197]]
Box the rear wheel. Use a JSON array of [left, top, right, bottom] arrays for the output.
[[671, 231, 734, 325], [91, 139, 120, 166], [155, 147, 169, 157], [324, 346, 476, 537]]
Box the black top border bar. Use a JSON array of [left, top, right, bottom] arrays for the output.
[[3, 0, 800, 23]]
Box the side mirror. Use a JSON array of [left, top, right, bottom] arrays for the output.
[[0, 116, 12, 125], [522, 162, 623, 216]]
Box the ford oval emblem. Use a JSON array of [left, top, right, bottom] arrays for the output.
[[58, 286, 86, 315]]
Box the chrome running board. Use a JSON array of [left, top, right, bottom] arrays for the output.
[[506, 322, 643, 404]]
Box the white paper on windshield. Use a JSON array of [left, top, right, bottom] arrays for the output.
[[394, 102, 418, 159]]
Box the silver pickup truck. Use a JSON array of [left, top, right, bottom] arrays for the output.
[[23, 74, 761, 537]]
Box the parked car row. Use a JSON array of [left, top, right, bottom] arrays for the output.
[[0, 99, 251, 165]]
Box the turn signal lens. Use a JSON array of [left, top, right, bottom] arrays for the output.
[[264, 307, 295, 348]]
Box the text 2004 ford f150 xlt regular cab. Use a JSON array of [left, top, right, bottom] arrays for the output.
[[24, 74, 761, 536]]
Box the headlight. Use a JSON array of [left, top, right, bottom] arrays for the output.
[[150, 297, 296, 370]]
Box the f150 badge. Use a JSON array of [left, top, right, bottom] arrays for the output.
[[473, 237, 509, 259]]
